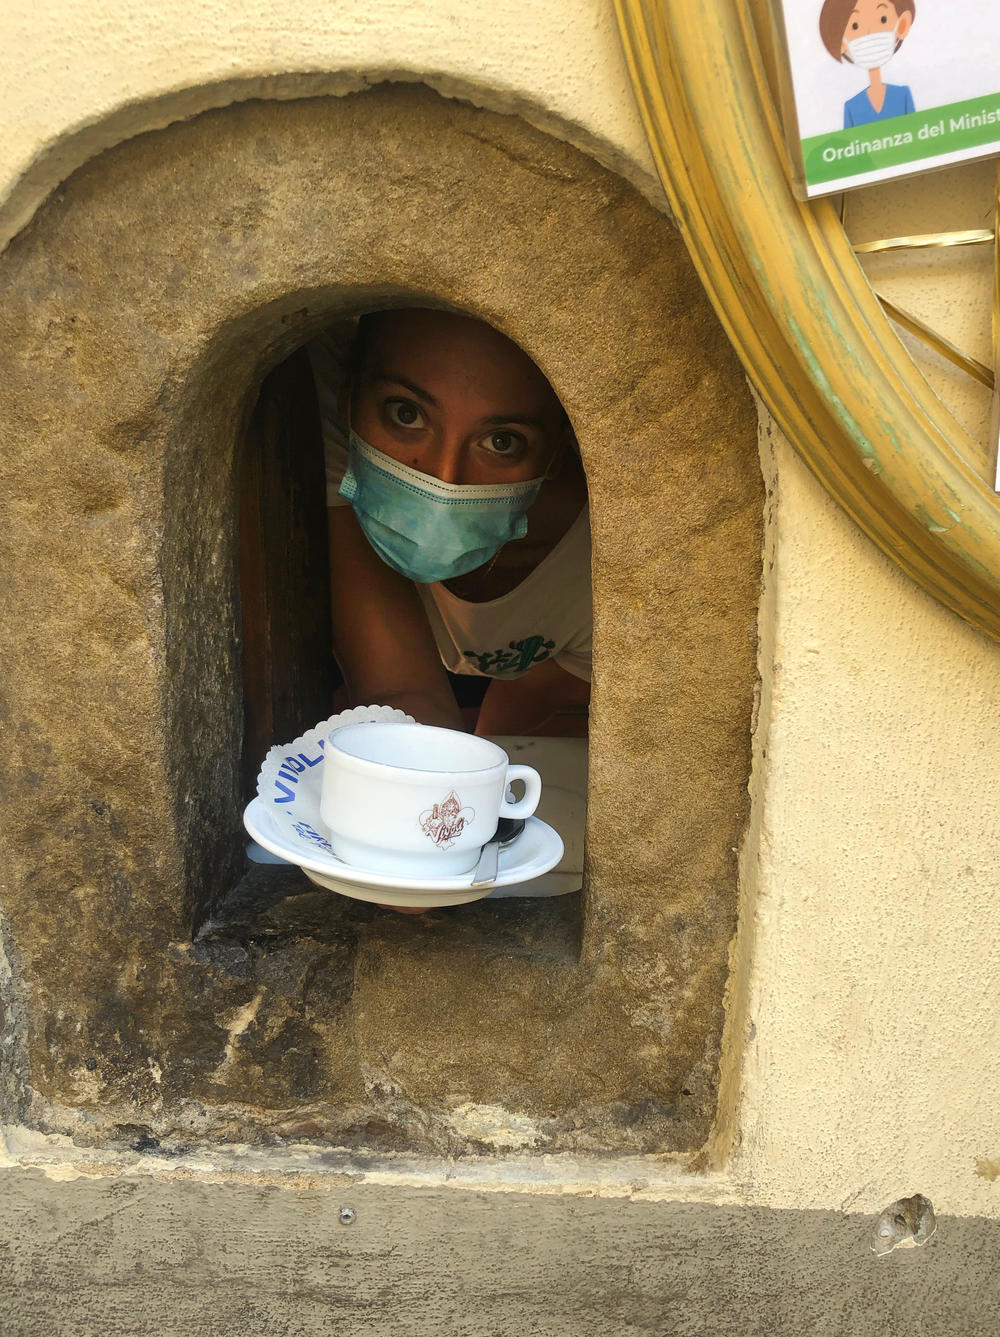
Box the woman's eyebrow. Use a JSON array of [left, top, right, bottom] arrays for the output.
[[480, 413, 548, 431], [371, 371, 440, 408]]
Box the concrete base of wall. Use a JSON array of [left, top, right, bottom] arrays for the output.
[[2, 1159, 997, 1335]]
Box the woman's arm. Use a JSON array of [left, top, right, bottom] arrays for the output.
[[327, 505, 463, 729], [475, 658, 590, 738]]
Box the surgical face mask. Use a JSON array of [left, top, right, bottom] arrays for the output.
[[338, 431, 544, 584], [844, 27, 898, 69]]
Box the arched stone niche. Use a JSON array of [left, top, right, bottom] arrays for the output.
[[0, 86, 762, 1155]]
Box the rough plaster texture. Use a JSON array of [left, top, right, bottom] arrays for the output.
[[845, 157, 997, 475], [0, 87, 762, 1155], [3, 1165, 999, 1336], [0, 0, 659, 251], [724, 418, 1000, 1217]]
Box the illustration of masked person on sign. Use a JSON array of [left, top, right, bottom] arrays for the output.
[[820, 0, 916, 128]]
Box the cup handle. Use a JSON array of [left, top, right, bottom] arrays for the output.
[[502, 765, 542, 820]]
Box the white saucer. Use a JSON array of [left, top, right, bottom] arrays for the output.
[[244, 710, 569, 908], [301, 820, 564, 907], [245, 797, 562, 898], [301, 868, 482, 908]]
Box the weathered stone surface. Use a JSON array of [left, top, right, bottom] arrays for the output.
[[2, 1168, 998, 1337], [0, 86, 762, 1152]]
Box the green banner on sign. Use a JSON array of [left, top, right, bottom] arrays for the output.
[[802, 93, 1000, 188]]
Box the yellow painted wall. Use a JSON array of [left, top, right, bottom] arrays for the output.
[[728, 160, 1000, 1217], [1, 0, 998, 1219], [0, 0, 660, 250]]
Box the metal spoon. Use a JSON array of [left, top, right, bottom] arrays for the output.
[[470, 817, 526, 889]]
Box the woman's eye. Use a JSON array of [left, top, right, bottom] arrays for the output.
[[481, 430, 525, 458], [880, 13, 887, 22], [386, 399, 425, 429], [851, 20, 859, 29]]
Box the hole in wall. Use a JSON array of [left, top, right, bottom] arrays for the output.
[[233, 303, 591, 931]]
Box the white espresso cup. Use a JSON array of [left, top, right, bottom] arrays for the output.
[[319, 722, 542, 877]]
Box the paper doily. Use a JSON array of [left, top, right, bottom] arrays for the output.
[[252, 705, 414, 863]]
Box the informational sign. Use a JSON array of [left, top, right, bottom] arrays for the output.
[[770, 1, 1000, 197], [992, 204, 1000, 493]]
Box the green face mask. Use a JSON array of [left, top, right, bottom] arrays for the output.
[[339, 432, 543, 584]]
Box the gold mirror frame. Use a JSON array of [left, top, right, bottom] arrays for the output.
[[615, 0, 1000, 640]]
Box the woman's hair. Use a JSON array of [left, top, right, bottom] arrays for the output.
[[819, 0, 915, 61], [347, 306, 576, 444], [348, 306, 570, 419]]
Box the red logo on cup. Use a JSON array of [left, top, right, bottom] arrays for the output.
[[419, 790, 475, 850]]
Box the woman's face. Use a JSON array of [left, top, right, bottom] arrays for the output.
[[351, 309, 568, 486], [841, 0, 911, 51]]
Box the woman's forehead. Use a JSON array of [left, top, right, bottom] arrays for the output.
[[360, 309, 557, 405]]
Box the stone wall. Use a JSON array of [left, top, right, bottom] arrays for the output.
[[0, 86, 762, 1154]]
